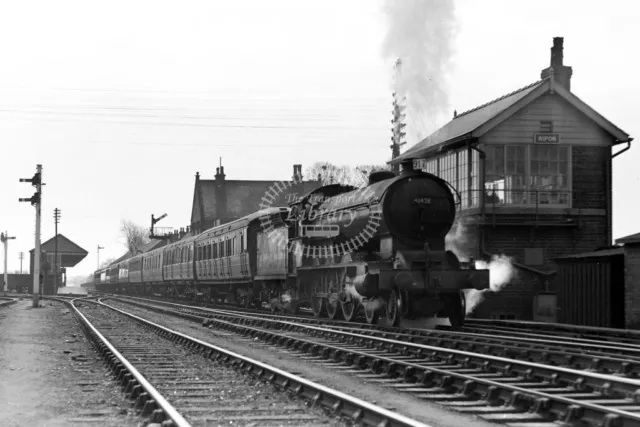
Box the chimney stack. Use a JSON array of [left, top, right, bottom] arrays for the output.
[[292, 164, 303, 182], [541, 37, 573, 91], [215, 164, 227, 222]]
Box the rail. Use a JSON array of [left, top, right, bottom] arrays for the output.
[[464, 317, 640, 340], [97, 298, 431, 427], [0, 297, 18, 308], [55, 297, 192, 427], [111, 296, 640, 427]]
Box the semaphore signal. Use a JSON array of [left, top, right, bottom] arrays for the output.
[[19, 164, 43, 307]]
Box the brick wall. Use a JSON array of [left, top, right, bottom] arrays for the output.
[[450, 212, 609, 320], [572, 146, 609, 211], [625, 243, 640, 328]]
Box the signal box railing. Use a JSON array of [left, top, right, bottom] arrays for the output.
[[457, 188, 577, 227]]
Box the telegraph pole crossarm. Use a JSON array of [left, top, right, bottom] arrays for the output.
[[1, 232, 16, 296]]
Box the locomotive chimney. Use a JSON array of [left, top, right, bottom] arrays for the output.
[[399, 160, 416, 176], [541, 37, 573, 91]]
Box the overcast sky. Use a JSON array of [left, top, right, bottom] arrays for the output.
[[1, 0, 638, 280]]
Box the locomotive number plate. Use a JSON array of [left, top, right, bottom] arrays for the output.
[[413, 197, 432, 205]]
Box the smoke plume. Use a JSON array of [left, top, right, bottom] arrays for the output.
[[381, 0, 457, 143]]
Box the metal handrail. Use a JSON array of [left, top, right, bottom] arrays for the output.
[[460, 187, 572, 209]]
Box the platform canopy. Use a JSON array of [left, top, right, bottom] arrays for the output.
[[30, 234, 88, 267]]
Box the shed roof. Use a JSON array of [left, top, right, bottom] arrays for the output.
[[30, 234, 87, 255], [555, 247, 625, 260], [391, 76, 632, 164], [30, 234, 89, 268], [615, 232, 640, 245]]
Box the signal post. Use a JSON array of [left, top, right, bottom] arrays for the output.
[[20, 164, 43, 308], [1, 231, 16, 296]]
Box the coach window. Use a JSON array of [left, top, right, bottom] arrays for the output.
[[219, 240, 225, 258], [240, 232, 245, 253]]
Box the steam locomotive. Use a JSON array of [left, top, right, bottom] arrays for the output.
[[94, 165, 490, 328]]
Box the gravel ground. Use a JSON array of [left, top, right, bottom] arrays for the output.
[[108, 299, 502, 427], [0, 299, 137, 427]]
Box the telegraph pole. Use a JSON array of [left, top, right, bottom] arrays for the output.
[[20, 164, 43, 308], [1, 232, 16, 296], [19, 252, 24, 274], [390, 59, 407, 173], [97, 245, 104, 270], [53, 208, 61, 294]]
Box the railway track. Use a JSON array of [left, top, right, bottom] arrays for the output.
[[116, 295, 640, 370], [67, 297, 432, 427], [109, 295, 640, 427], [77, 295, 640, 371], [457, 319, 640, 346], [0, 297, 18, 308]]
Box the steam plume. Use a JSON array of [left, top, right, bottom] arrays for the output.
[[381, 0, 457, 143], [475, 255, 517, 292], [446, 221, 518, 315], [465, 255, 518, 315]]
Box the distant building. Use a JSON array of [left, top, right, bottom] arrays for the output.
[[29, 234, 88, 295], [390, 37, 633, 320], [190, 164, 323, 235], [4, 274, 31, 293]]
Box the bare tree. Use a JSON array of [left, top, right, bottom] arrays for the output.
[[121, 219, 150, 256], [305, 162, 392, 188], [305, 162, 342, 185], [99, 257, 117, 269]]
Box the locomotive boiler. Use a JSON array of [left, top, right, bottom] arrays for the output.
[[289, 168, 490, 327]]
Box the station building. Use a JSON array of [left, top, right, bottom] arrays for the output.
[[390, 37, 633, 320], [190, 164, 323, 235]]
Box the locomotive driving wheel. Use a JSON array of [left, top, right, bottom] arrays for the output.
[[341, 295, 358, 322], [311, 293, 325, 317], [385, 289, 403, 327], [326, 293, 342, 320], [338, 270, 358, 322], [447, 291, 466, 330], [325, 272, 343, 320], [364, 300, 379, 324]]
